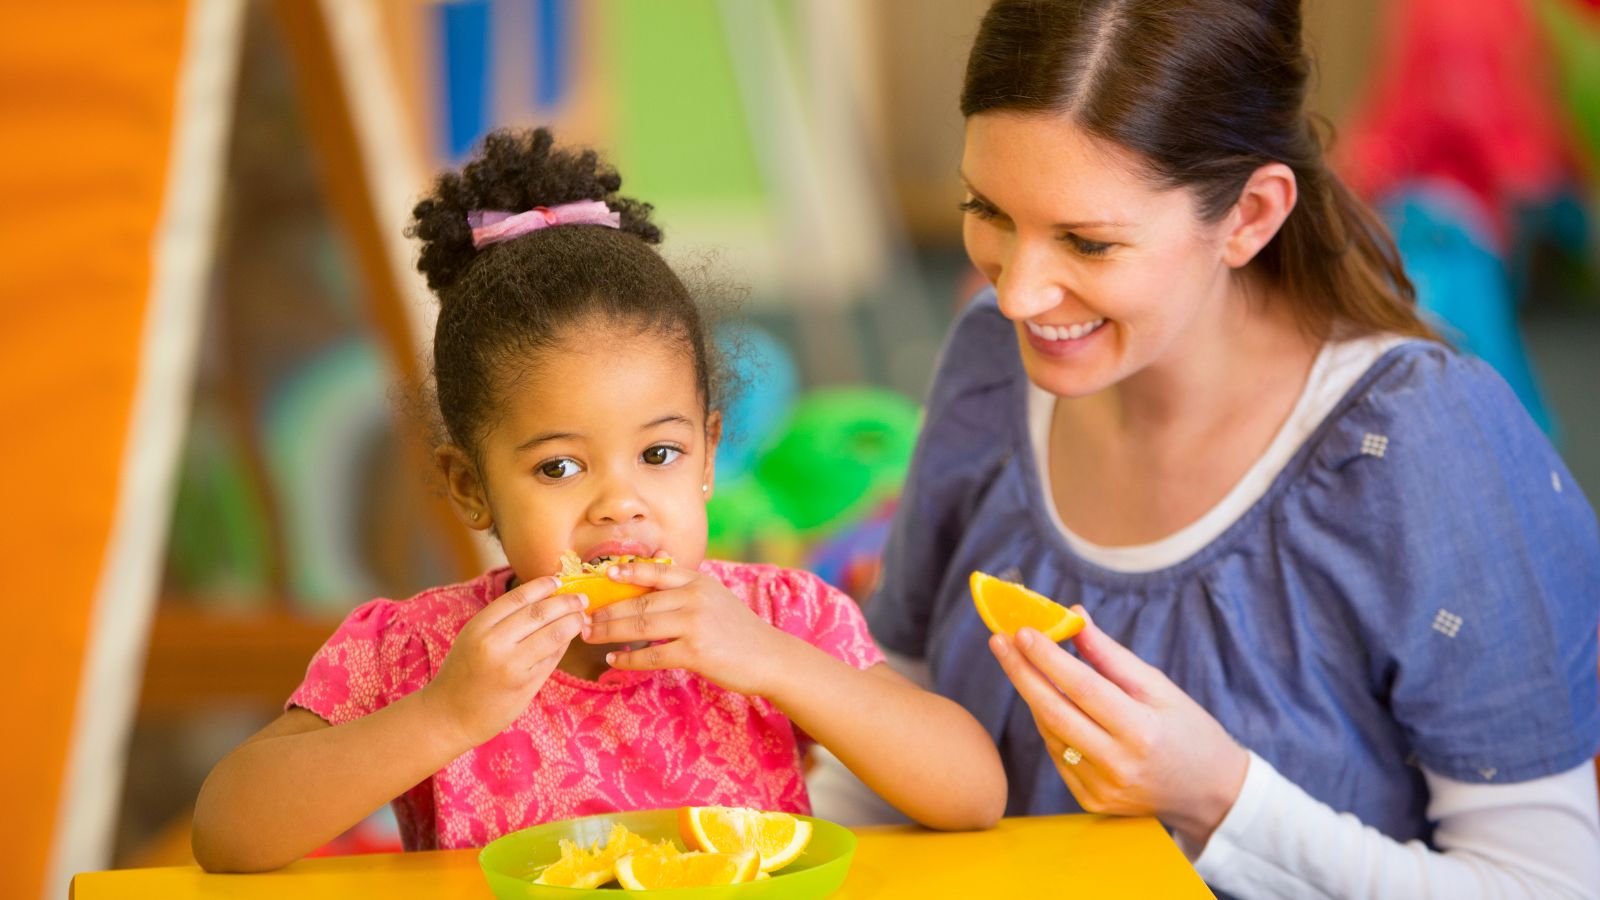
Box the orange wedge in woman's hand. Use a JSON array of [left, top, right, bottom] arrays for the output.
[[679, 806, 813, 872], [614, 849, 760, 889], [970, 570, 1086, 642]]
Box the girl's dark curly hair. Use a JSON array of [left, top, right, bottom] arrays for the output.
[[406, 127, 720, 462]]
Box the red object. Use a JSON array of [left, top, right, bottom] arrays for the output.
[[1339, 0, 1576, 247]]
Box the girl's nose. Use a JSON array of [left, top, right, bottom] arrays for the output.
[[587, 475, 647, 525]]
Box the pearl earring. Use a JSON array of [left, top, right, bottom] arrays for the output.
[[702, 484, 709, 493]]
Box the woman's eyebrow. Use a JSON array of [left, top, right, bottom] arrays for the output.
[[958, 169, 1130, 230]]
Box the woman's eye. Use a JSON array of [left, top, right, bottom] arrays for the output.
[[538, 458, 580, 480], [958, 196, 1000, 221], [1065, 233, 1113, 257], [642, 445, 682, 466]]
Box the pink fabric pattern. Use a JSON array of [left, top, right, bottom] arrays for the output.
[[287, 561, 885, 850]]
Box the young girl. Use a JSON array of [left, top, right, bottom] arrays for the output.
[[191, 128, 1006, 872]]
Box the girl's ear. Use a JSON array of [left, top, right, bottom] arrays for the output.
[[702, 411, 723, 502], [435, 444, 493, 530], [1222, 161, 1297, 269]]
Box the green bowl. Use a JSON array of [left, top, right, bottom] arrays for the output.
[[478, 808, 857, 899]]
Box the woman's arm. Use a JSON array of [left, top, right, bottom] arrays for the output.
[[1191, 753, 1600, 900], [193, 578, 587, 872]]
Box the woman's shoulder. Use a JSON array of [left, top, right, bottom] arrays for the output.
[[1305, 339, 1576, 495], [1291, 338, 1599, 600], [926, 290, 1025, 408]]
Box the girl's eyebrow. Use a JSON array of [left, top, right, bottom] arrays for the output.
[[958, 169, 1130, 230], [643, 414, 694, 430], [516, 431, 579, 453], [516, 415, 693, 452]]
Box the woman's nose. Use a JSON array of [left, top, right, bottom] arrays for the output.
[[994, 240, 1067, 320]]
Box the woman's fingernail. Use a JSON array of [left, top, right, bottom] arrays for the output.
[[991, 635, 1010, 658], [604, 652, 616, 665], [1016, 628, 1035, 649], [607, 566, 621, 580], [576, 594, 590, 609]]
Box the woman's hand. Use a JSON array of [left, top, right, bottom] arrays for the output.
[[424, 575, 588, 747], [581, 559, 788, 696], [990, 608, 1249, 848]]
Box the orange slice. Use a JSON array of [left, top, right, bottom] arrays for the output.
[[614, 849, 760, 889], [970, 570, 1085, 642], [552, 553, 672, 611], [532, 824, 674, 888], [678, 806, 814, 873]]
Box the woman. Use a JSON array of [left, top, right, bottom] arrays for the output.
[[863, 1, 1600, 896]]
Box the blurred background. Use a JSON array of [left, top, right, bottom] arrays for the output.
[[4, 0, 1598, 896]]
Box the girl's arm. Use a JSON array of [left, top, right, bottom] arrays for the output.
[[587, 561, 1007, 831], [192, 696, 471, 872], [761, 642, 1006, 830], [193, 578, 587, 872]]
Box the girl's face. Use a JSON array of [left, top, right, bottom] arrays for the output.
[[960, 113, 1236, 398], [456, 321, 718, 584]]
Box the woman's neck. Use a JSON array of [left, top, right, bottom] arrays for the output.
[[1065, 277, 1316, 444], [1046, 278, 1320, 546]]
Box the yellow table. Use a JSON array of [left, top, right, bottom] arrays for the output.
[[71, 815, 1213, 898]]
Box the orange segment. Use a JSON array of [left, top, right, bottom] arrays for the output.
[[532, 824, 675, 888], [552, 554, 672, 611], [614, 849, 760, 889], [678, 806, 814, 873], [970, 570, 1085, 642]]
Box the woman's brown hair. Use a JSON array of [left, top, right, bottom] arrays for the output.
[[962, 0, 1435, 341]]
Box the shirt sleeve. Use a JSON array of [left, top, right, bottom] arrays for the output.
[[1191, 752, 1600, 899], [286, 598, 431, 726], [1301, 345, 1600, 784], [867, 292, 1022, 658], [763, 566, 886, 673]]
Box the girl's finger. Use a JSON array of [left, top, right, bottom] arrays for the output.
[[604, 559, 699, 592], [990, 634, 1114, 758], [518, 606, 586, 664], [478, 575, 564, 628], [605, 640, 684, 672], [1012, 626, 1141, 739], [1070, 610, 1164, 702], [583, 606, 689, 646], [494, 593, 588, 642], [586, 587, 689, 626]]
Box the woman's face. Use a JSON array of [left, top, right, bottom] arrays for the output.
[[961, 113, 1237, 398]]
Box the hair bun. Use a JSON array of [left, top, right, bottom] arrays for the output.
[[406, 127, 663, 293]]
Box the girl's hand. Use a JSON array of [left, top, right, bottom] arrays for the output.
[[424, 575, 587, 747], [581, 560, 787, 696], [989, 609, 1249, 848]]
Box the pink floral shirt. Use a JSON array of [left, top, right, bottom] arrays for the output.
[[287, 560, 885, 850]]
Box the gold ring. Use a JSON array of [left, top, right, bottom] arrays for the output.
[[1062, 746, 1083, 766]]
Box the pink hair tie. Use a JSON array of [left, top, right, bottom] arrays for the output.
[[467, 200, 621, 248]]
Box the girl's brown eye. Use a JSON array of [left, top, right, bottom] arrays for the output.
[[642, 446, 681, 466], [540, 459, 579, 480]]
